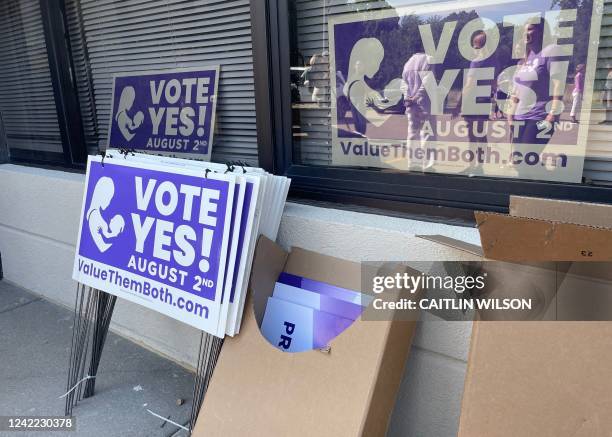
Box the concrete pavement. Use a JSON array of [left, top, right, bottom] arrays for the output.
[[0, 280, 196, 437]]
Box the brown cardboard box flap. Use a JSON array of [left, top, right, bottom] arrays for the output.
[[249, 235, 288, 327], [510, 196, 612, 228], [193, 237, 416, 437], [415, 234, 484, 257], [476, 211, 612, 261], [459, 322, 612, 437]]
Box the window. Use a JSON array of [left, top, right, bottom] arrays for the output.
[[253, 0, 612, 215], [0, 0, 258, 167], [0, 0, 86, 167], [64, 0, 258, 164]]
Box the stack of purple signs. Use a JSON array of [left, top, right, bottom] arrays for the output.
[[260, 272, 373, 352], [73, 152, 290, 338]]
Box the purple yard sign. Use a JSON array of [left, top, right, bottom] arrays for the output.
[[108, 66, 219, 160], [329, 1, 602, 182], [72, 156, 235, 336]]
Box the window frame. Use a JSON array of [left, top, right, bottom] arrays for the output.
[[250, 0, 612, 215], [1, 0, 87, 169]]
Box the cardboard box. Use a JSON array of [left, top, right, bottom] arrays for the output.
[[476, 196, 612, 261], [510, 195, 612, 228], [458, 196, 612, 436], [458, 322, 612, 437], [192, 237, 417, 437]]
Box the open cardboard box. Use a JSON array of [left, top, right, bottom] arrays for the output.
[[475, 196, 612, 261], [192, 237, 417, 437], [418, 195, 612, 285], [422, 196, 612, 436]]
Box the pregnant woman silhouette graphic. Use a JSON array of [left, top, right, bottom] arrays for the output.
[[343, 38, 403, 135]]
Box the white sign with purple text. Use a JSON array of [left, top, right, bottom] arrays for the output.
[[107, 66, 220, 160], [72, 156, 235, 336]]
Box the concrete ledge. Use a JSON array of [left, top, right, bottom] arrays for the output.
[[0, 165, 83, 246]]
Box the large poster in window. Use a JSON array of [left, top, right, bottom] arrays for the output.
[[329, 0, 603, 182]]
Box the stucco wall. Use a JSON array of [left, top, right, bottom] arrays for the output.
[[0, 163, 481, 436]]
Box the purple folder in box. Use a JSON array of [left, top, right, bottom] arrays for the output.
[[277, 272, 372, 307]]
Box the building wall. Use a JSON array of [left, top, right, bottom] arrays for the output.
[[0, 163, 481, 436]]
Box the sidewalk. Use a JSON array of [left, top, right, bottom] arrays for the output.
[[0, 280, 196, 437]]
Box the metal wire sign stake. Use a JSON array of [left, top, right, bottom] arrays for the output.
[[64, 286, 223, 432]]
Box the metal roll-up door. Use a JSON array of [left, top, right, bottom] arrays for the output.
[[65, 0, 258, 164]]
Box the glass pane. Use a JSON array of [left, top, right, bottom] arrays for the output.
[[289, 0, 612, 185], [65, 0, 100, 156], [0, 0, 63, 155]]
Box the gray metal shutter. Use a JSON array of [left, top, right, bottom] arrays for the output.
[[0, 0, 63, 154], [66, 0, 258, 164], [296, 0, 612, 185]]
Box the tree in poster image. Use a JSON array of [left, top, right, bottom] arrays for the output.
[[551, 0, 592, 73]]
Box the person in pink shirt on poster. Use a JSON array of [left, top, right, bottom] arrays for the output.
[[570, 64, 585, 124]]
